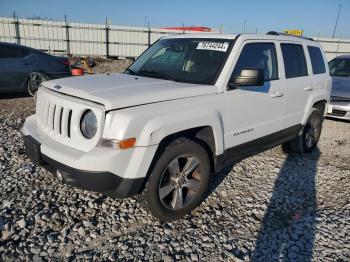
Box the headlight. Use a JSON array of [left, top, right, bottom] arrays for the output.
[[80, 110, 97, 139]]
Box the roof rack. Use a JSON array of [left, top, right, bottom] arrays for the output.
[[266, 31, 314, 41]]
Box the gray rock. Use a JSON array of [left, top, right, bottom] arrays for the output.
[[190, 253, 199, 261], [32, 255, 43, 262], [17, 218, 26, 229], [30, 247, 41, 255], [78, 227, 85, 237]]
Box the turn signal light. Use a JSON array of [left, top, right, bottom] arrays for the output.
[[98, 138, 136, 150], [118, 138, 136, 149]]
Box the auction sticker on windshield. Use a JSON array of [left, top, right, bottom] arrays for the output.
[[196, 42, 229, 52]]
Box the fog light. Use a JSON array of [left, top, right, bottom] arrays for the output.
[[56, 170, 63, 181]]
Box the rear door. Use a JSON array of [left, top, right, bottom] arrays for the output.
[[280, 42, 311, 128], [307, 45, 330, 107], [225, 41, 285, 149]]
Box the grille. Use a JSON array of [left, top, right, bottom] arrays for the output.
[[36, 95, 73, 138], [35, 86, 104, 152], [328, 109, 346, 117]]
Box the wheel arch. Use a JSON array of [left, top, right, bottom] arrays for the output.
[[313, 100, 326, 114], [138, 126, 218, 194], [153, 126, 216, 171], [302, 98, 327, 125]]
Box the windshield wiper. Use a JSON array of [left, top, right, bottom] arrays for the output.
[[124, 68, 135, 75], [138, 70, 175, 81]]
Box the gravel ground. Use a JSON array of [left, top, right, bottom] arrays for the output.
[[0, 96, 349, 261]]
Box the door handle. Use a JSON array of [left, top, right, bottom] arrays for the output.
[[304, 86, 313, 91], [270, 91, 284, 98]]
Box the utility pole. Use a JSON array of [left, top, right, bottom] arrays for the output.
[[148, 21, 151, 47], [13, 11, 20, 44], [105, 18, 110, 58], [332, 4, 342, 38], [243, 20, 247, 33], [64, 14, 70, 56]]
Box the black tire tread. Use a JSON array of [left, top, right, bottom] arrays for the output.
[[284, 107, 323, 154]]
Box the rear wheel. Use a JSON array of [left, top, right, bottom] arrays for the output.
[[284, 108, 323, 153], [141, 137, 211, 221], [27, 72, 49, 96]]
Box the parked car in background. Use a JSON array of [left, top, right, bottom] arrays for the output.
[[0, 42, 71, 96], [327, 55, 350, 121]]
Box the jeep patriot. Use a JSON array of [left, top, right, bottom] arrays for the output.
[[23, 32, 331, 220]]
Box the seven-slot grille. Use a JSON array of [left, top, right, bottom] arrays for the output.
[[36, 96, 73, 138], [35, 86, 104, 152]]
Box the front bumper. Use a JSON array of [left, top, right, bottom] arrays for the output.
[[24, 135, 144, 198], [326, 101, 350, 121]]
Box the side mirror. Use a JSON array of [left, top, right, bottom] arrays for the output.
[[228, 68, 265, 88]]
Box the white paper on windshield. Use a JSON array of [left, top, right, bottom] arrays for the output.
[[196, 42, 229, 52]]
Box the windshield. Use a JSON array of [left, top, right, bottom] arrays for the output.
[[329, 58, 350, 77], [126, 38, 233, 85]]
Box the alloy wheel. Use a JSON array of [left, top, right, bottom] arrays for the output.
[[158, 155, 202, 210], [304, 116, 321, 149]]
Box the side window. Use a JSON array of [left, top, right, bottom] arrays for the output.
[[281, 43, 308, 78], [232, 43, 278, 81], [307, 46, 326, 74], [0, 45, 19, 59]]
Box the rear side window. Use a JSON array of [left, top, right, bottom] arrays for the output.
[[281, 44, 308, 78], [307, 46, 326, 74], [232, 43, 278, 81], [0, 45, 19, 59]]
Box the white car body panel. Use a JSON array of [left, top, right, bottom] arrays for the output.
[[43, 74, 217, 110], [23, 115, 158, 179], [103, 94, 226, 154], [223, 39, 285, 148]]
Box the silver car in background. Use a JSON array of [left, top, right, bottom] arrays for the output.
[[327, 55, 350, 121]]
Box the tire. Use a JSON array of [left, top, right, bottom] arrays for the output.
[[27, 72, 49, 96], [285, 108, 324, 153], [140, 137, 211, 221]]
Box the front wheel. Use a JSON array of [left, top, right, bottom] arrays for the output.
[[284, 108, 324, 153], [141, 138, 211, 221]]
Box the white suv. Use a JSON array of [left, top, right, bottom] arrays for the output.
[[23, 32, 331, 221]]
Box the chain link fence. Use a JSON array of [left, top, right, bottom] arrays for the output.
[[0, 16, 194, 59], [1, 16, 349, 60]]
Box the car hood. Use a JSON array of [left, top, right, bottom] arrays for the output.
[[43, 73, 217, 110], [331, 76, 350, 98]]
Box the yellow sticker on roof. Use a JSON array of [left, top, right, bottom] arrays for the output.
[[284, 29, 304, 36]]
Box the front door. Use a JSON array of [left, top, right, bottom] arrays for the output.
[[224, 41, 285, 151]]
